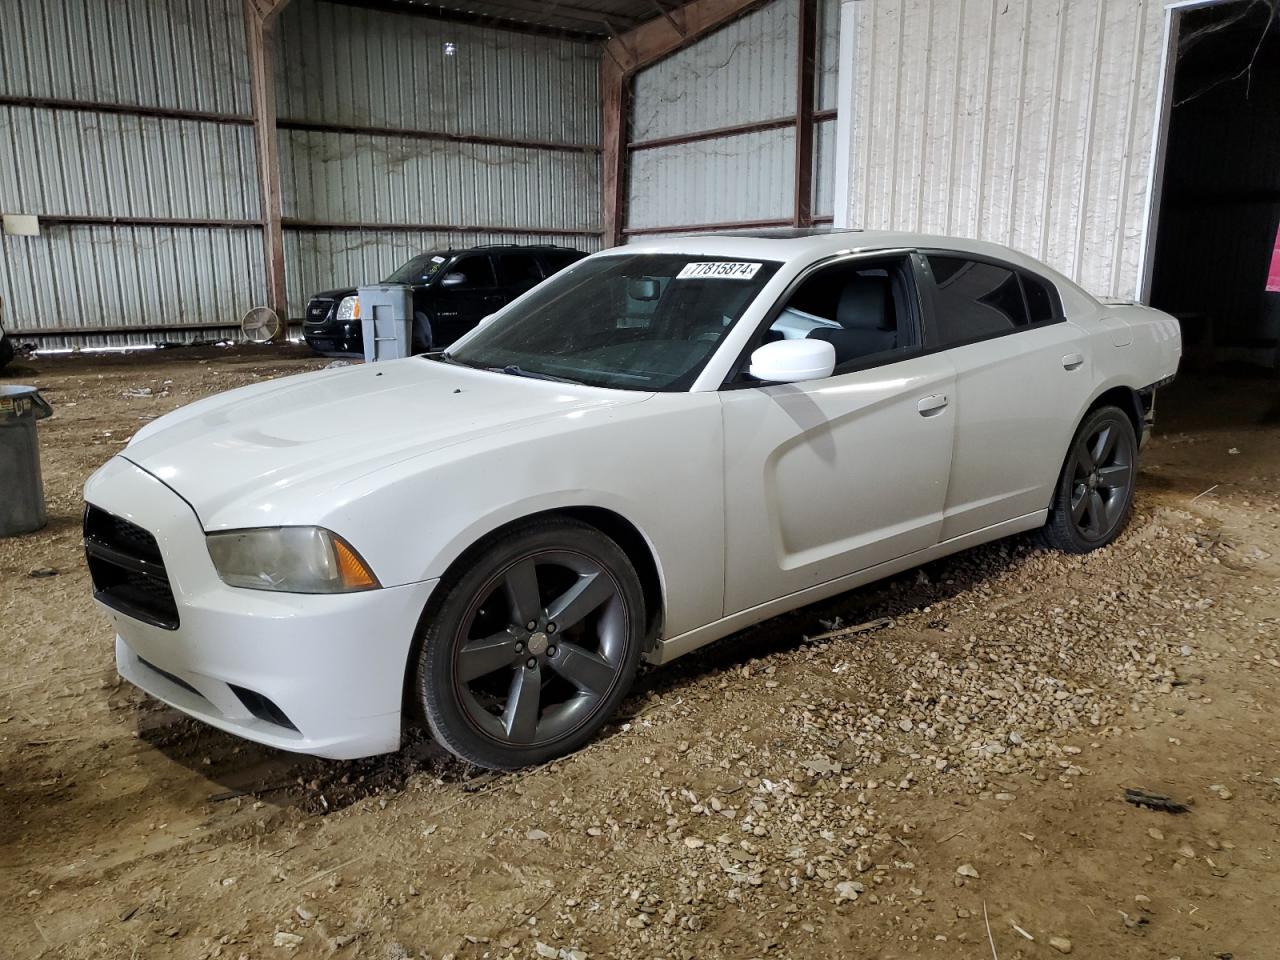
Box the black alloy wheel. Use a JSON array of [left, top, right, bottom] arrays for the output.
[[416, 519, 644, 769], [1042, 405, 1138, 553]]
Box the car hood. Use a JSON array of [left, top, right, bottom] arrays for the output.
[[122, 359, 649, 528], [309, 287, 357, 301]]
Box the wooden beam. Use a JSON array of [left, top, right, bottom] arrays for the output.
[[793, 0, 817, 227], [244, 0, 291, 339], [600, 0, 768, 247]]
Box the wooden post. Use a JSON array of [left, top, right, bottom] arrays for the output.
[[244, 0, 291, 338], [601, 0, 768, 247], [793, 0, 817, 227]]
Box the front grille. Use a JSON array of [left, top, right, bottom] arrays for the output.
[[305, 298, 334, 324], [84, 505, 180, 630]]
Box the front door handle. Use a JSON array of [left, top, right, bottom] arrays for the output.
[[917, 394, 949, 417], [1062, 353, 1084, 371]]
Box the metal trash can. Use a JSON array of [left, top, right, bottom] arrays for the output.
[[0, 385, 53, 537], [358, 284, 413, 363]]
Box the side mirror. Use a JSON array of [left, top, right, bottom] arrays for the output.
[[748, 338, 835, 383], [440, 272, 466, 288]]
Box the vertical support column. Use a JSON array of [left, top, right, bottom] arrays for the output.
[[601, 56, 629, 249], [793, 0, 818, 227], [244, 0, 290, 337]]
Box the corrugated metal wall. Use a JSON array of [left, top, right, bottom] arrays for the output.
[[275, 0, 603, 319], [626, 0, 840, 234], [0, 0, 260, 344], [847, 0, 1166, 300]]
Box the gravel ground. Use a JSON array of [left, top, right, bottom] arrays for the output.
[[2, 347, 1278, 960]]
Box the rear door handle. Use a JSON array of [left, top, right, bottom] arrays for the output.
[[917, 394, 949, 416], [1062, 353, 1084, 371]]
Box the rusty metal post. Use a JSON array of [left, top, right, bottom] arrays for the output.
[[244, 0, 291, 338], [793, 0, 817, 227]]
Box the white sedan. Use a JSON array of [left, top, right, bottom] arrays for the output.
[[84, 230, 1182, 769]]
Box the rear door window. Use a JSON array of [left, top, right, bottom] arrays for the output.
[[496, 254, 545, 288], [924, 256, 1028, 346]]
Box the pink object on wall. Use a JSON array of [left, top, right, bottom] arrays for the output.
[[1268, 222, 1280, 293]]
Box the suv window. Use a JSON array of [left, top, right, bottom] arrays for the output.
[[496, 253, 545, 287], [441, 255, 497, 291], [751, 255, 919, 375], [540, 251, 581, 274], [925, 255, 1028, 345]]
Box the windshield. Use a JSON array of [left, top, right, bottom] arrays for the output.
[[384, 252, 451, 285], [440, 253, 781, 391]]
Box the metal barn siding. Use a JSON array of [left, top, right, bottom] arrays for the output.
[[625, 0, 840, 235], [276, 2, 600, 147], [630, 1, 799, 142], [848, 0, 1165, 300], [0, 108, 259, 221], [0, 0, 259, 342], [0, 225, 264, 346], [275, 0, 604, 318], [0, 0, 251, 115], [627, 128, 797, 230]]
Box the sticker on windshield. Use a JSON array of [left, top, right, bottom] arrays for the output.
[[676, 261, 762, 280]]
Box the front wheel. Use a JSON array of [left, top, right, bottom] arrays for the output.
[[1041, 405, 1138, 553], [414, 519, 644, 769]]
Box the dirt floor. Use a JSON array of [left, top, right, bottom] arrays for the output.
[[2, 345, 1278, 960]]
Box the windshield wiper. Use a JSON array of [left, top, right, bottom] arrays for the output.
[[497, 364, 580, 385]]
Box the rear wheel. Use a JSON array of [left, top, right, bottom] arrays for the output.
[[415, 519, 644, 769], [1041, 405, 1137, 553]]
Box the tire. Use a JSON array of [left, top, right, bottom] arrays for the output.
[[1041, 404, 1138, 553], [414, 518, 644, 770], [411, 312, 433, 354]]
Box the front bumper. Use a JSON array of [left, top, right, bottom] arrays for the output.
[[303, 320, 363, 356], [85, 457, 437, 760]]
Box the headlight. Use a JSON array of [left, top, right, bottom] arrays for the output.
[[206, 527, 379, 593], [336, 296, 360, 321]]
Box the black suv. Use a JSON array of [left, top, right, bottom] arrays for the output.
[[303, 244, 585, 356]]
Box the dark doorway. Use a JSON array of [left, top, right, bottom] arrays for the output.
[[1149, 1, 1280, 372]]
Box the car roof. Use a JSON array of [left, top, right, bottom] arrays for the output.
[[616, 228, 1091, 302], [417, 244, 583, 257]]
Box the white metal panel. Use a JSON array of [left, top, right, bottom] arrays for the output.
[[813, 117, 837, 218], [627, 128, 796, 230], [631, 0, 799, 141], [847, 0, 1167, 300], [0, 225, 264, 335], [0, 0, 251, 115], [279, 129, 600, 231], [0, 106, 260, 220], [275, 0, 600, 146]]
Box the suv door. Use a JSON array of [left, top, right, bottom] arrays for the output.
[[428, 254, 504, 346], [916, 252, 1093, 540], [719, 253, 957, 615]]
